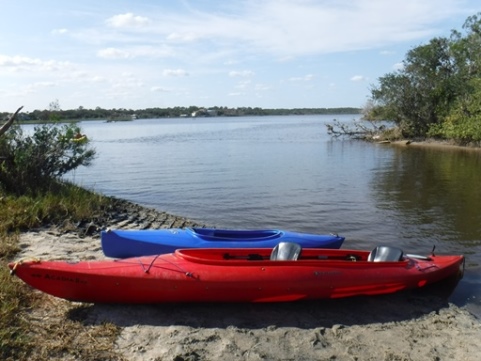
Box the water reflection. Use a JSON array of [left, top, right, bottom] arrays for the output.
[[371, 145, 481, 250]]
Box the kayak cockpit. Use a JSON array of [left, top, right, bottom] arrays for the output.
[[175, 243, 412, 265], [190, 227, 282, 241]]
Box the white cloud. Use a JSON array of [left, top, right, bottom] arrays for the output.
[[167, 32, 199, 42], [63, 1, 476, 62], [0, 55, 40, 67], [7, 81, 58, 97], [162, 69, 189, 77], [137, 0, 462, 58], [351, 75, 367, 82], [380, 50, 395, 55], [151, 86, 170, 92], [229, 70, 254, 77], [0, 55, 72, 72], [97, 46, 174, 59], [97, 48, 131, 59], [289, 74, 314, 82], [393, 62, 404, 71], [254, 83, 271, 91], [224, 59, 240, 65], [92, 76, 107, 83], [51, 28, 68, 35], [28, 81, 56, 90], [106, 13, 150, 28], [0, 0, 476, 111], [236, 80, 252, 89]]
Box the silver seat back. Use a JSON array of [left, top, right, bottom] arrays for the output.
[[368, 246, 403, 262], [270, 242, 302, 261]]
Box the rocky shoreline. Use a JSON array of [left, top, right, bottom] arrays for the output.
[[14, 198, 481, 361], [61, 197, 207, 238]]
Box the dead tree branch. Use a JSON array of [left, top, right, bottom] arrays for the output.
[[0, 106, 24, 138]]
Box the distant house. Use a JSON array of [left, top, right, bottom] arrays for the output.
[[191, 108, 217, 117]]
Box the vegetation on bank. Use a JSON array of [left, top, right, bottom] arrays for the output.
[[330, 13, 481, 145], [0, 109, 122, 360]]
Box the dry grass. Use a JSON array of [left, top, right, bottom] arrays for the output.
[[0, 241, 32, 360], [18, 294, 123, 361], [0, 184, 124, 361]]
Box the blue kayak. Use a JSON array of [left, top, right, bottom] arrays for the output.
[[101, 228, 345, 258]]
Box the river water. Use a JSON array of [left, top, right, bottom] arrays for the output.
[[57, 115, 480, 312]]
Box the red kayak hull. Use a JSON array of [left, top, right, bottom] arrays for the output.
[[9, 248, 464, 303]]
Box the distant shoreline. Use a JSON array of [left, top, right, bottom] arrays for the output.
[[8, 108, 362, 124]]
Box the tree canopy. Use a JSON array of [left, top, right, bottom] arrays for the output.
[[366, 13, 481, 143]]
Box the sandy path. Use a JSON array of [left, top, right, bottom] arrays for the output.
[[15, 204, 481, 361]]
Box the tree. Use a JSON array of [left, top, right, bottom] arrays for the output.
[[366, 13, 481, 141], [369, 36, 455, 137]]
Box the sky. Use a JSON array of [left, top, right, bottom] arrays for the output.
[[1, 0, 480, 112]]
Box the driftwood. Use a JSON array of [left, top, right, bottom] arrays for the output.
[[0, 106, 23, 138]]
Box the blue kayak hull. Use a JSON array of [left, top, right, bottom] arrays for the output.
[[101, 228, 345, 258]]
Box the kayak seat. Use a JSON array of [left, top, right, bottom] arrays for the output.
[[368, 246, 404, 262], [270, 242, 302, 261]]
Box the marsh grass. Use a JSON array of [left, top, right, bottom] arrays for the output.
[[0, 182, 123, 360], [0, 181, 109, 233]]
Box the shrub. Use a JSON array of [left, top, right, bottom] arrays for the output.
[[0, 121, 95, 195]]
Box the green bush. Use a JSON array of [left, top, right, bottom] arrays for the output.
[[0, 122, 95, 195], [428, 78, 481, 143]]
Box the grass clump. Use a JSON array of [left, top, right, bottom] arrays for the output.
[[0, 181, 109, 233]]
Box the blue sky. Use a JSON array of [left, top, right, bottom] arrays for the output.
[[1, 0, 480, 112]]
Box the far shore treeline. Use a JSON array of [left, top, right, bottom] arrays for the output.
[[1, 106, 361, 124]]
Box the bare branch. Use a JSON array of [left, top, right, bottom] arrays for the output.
[[0, 106, 24, 137]]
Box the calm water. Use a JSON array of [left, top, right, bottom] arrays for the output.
[[54, 115, 480, 311]]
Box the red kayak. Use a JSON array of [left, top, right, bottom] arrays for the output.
[[9, 243, 464, 303]]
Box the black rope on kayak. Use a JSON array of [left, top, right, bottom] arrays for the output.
[[139, 255, 196, 278], [140, 254, 162, 273]]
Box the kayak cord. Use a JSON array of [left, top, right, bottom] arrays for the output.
[[140, 254, 162, 273], [139, 255, 195, 278]]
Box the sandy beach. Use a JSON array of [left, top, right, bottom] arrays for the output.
[[13, 200, 481, 361]]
